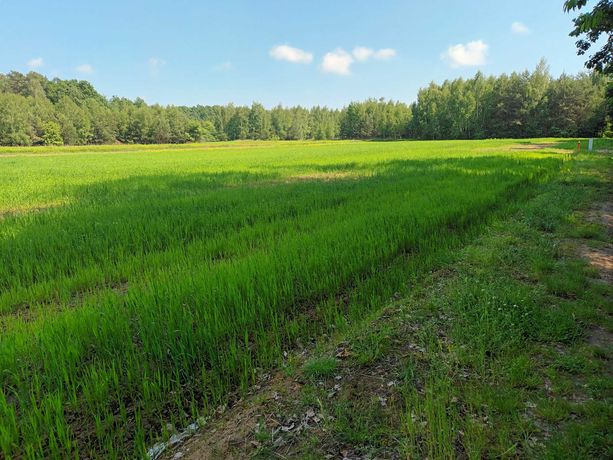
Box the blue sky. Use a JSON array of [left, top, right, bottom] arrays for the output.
[[0, 0, 591, 107]]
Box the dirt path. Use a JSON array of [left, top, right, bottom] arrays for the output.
[[163, 373, 303, 460], [580, 200, 613, 284], [580, 199, 613, 351]]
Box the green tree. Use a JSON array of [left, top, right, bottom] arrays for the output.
[[340, 102, 363, 139], [0, 93, 33, 145], [270, 105, 290, 139], [226, 107, 249, 140], [248, 102, 271, 139], [186, 120, 216, 142], [56, 96, 93, 144], [85, 99, 117, 144], [564, 0, 613, 75], [42, 121, 63, 146], [287, 107, 309, 140]]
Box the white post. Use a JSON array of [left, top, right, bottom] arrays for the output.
[[588, 138, 593, 152]]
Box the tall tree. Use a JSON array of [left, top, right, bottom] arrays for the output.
[[226, 107, 249, 140], [564, 0, 613, 75], [248, 103, 271, 140], [41, 121, 63, 146]]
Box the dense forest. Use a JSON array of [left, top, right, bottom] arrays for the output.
[[0, 61, 610, 146]]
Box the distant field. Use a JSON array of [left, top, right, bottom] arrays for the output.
[[0, 139, 600, 458]]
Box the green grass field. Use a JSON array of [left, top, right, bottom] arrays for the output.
[[0, 139, 607, 458]]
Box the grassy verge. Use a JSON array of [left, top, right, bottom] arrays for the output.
[[168, 147, 611, 459]]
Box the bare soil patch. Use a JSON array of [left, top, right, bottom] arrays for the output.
[[579, 200, 613, 283], [289, 171, 361, 182], [477, 143, 568, 155], [579, 244, 613, 284], [510, 143, 557, 151], [165, 373, 302, 460], [0, 202, 65, 219], [586, 200, 613, 238], [587, 326, 613, 349]]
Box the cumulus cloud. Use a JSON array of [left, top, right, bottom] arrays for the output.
[[148, 57, 166, 75], [352, 47, 397, 62], [511, 22, 530, 35], [27, 57, 44, 68], [269, 45, 313, 64], [352, 46, 374, 62], [322, 46, 397, 75], [373, 48, 396, 59], [321, 48, 354, 75], [442, 40, 488, 67], [75, 63, 94, 74]]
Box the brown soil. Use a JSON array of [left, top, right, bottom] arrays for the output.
[[164, 373, 302, 460], [586, 200, 613, 239], [581, 199, 613, 354], [587, 326, 613, 349], [510, 143, 558, 151], [579, 244, 613, 284], [579, 200, 613, 284], [477, 143, 569, 155], [0, 202, 65, 219]]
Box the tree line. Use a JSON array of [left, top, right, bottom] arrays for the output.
[[0, 61, 610, 146], [411, 61, 609, 139]]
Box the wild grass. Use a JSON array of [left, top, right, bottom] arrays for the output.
[[303, 357, 338, 379], [0, 138, 589, 458], [395, 148, 612, 459]]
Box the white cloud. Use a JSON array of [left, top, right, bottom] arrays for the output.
[[321, 48, 354, 75], [322, 46, 397, 75], [352, 47, 397, 62], [148, 57, 166, 75], [27, 57, 44, 69], [352, 46, 374, 62], [511, 22, 530, 35], [442, 40, 488, 67], [373, 48, 396, 60], [75, 63, 94, 74], [214, 61, 233, 71], [269, 45, 313, 64]]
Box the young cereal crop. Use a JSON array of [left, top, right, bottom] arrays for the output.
[[0, 139, 577, 458]]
